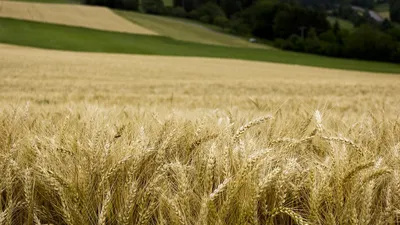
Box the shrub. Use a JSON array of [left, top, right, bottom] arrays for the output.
[[319, 30, 337, 43], [213, 16, 230, 29], [319, 41, 342, 56], [142, 0, 165, 14], [163, 6, 173, 16], [304, 38, 320, 53], [287, 34, 305, 51], [345, 24, 397, 61], [273, 5, 330, 39], [391, 43, 400, 62], [81, 0, 138, 10], [188, 10, 200, 19], [387, 27, 400, 41], [273, 38, 286, 48], [195, 2, 225, 23], [230, 18, 252, 35], [390, 0, 400, 23], [122, 0, 138, 10], [171, 6, 187, 17], [199, 15, 211, 24]]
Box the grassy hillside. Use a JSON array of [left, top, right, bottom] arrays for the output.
[[327, 16, 354, 30], [0, 17, 399, 73], [115, 10, 269, 49]]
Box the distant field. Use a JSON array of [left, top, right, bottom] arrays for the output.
[[327, 16, 354, 30], [379, 11, 390, 19], [0, 1, 157, 35], [375, 3, 389, 12], [374, 3, 390, 19], [163, 0, 173, 6], [1, 43, 399, 109], [116, 10, 268, 49], [1, 17, 400, 74], [3, 0, 79, 3]]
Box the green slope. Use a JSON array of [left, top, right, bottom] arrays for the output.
[[327, 17, 354, 31], [0, 17, 399, 74], [115, 10, 269, 49]]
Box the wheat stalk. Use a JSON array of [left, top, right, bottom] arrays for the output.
[[233, 116, 273, 143], [98, 190, 112, 225], [271, 207, 309, 225]]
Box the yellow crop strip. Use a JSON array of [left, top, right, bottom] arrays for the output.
[[0, 1, 158, 35]]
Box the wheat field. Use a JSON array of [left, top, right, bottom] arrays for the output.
[[1, 44, 400, 225], [0, 1, 158, 35]]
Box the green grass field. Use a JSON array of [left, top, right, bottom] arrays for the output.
[[115, 10, 269, 49], [0, 17, 399, 73], [327, 16, 354, 31], [0, 18, 400, 73]]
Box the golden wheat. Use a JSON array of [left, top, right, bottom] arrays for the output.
[[0, 44, 399, 224]]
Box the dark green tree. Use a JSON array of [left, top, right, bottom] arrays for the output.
[[380, 18, 393, 31], [333, 20, 340, 34], [82, 0, 138, 10], [273, 5, 330, 39], [190, 2, 225, 22], [389, 0, 400, 22], [122, 0, 139, 10], [142, 0, 165, 14], [351, 0, 374, 8], [345, 24, 397, 61], [220, 0, 241, 17]]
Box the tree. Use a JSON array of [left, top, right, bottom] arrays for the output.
[[220, 0, 241, 17], [387, 27, 400, 41], [273, 5, 330, 39], [190, 2, 226, 22], [213, 16, 230, 29], [173, 0, 198, 12], [345, 24, 397, 61], [122, 0, 139, 10], [389, 0, 400, 22], [237, 0, 283, 39], [333, 20, 340, 34], [380, 18, 393, 31], [229, 19, 250, 34], [304, 28, 321, 53], [319, 30, 337, 42], [142, 0, 165, 14], [351, 0, 374, 8], [81, 0, 138, 10]]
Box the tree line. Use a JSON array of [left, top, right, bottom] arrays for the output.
[[82, 0, 400, 63]]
